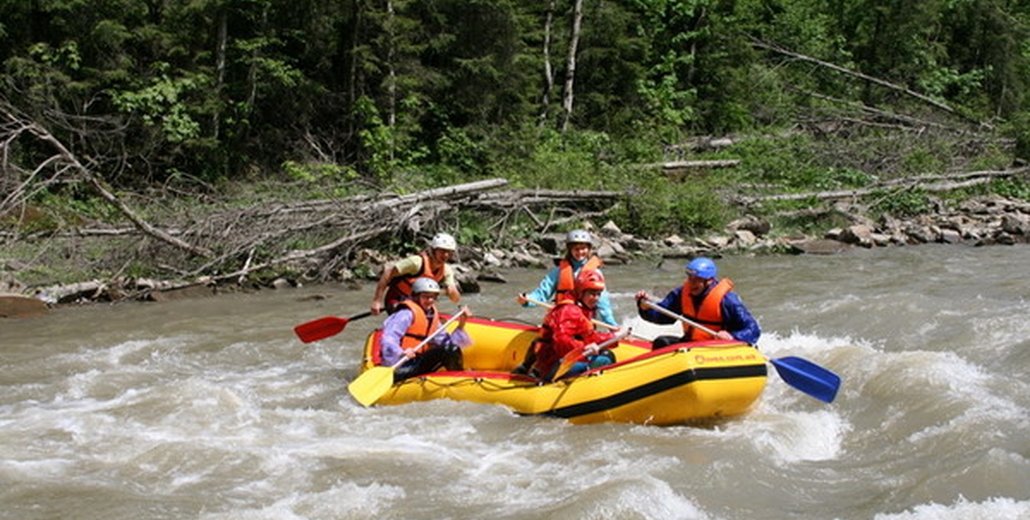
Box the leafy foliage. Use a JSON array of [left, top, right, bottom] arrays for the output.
[[3, 0, 1030, 243]]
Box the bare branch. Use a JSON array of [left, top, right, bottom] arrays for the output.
[[0, 103, 213, 258], [751, 39, 989, 128]]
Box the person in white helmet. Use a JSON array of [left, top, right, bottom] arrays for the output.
[[371, 232, 461, 315], [516, 229, 617, 327], [379, 277, 471, 382]]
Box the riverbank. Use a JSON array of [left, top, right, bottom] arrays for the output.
[[3, 193, 1028, 318]]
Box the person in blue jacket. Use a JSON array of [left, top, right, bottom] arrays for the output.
[[515, 229, 618, 327], [634, 257, 760, 350]]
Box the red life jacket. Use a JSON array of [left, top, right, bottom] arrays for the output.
[[554, 255, 602, 302], [679, 278, 734, 340], [397, 299, 441, 352], [385, 251, 446, 308]]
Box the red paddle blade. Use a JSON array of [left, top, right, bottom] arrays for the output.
[[293, 311, 372, 343], [553, 348, 587, 380], [294, 316, 348, 343]]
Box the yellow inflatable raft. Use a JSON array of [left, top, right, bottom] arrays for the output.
[[357, 316, 768, 425]]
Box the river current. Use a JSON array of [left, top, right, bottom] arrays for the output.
[[2, 244, 1028, 520]]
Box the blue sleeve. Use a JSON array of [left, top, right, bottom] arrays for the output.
[[721, 292, 761, 345], [637, 288, 682, 325], [595, 290, 618, 327], [523, 267, 560, 307]]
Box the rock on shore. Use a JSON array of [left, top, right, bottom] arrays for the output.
[[3, 195, 1028, 313]]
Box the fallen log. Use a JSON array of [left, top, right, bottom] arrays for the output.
[[751, 39, 988, 128], [737, 167, 1030, 205], [634, 159, 741, 170], [34, 280, 107, 304]]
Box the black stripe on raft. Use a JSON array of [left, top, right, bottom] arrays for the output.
[[540, 364, 768, 420]]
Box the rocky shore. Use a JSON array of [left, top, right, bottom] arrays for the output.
[[2, 195, 1028, 318], [464, 194, 1030, 267]]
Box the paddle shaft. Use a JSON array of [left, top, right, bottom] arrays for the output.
[[346, 310, 467, 407], [589, 327, 631, 353], [394, 309, 467, 364], [553, 327, 631, 380], [642, 299, 841, 403], [522, 296, 618, 331], [641, 299, 722, 338]]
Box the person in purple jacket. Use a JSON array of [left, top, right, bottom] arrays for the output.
[[379, 277, 472, 383], [634, 257, 761, 350]]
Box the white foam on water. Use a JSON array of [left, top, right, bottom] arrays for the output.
[[735, 409, 848, 463], [545, 475, 711, 520], [0, 457, 76, 480], [197, 482, 406, 520], [872, 497, 1030, 520], [6, 250, 1028, 520]]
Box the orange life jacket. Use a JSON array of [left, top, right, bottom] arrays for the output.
[[679, 278, 734, 340], [397, 299, 441, 352], [385, 251, 446, 307], [554, 255, 602, 302]]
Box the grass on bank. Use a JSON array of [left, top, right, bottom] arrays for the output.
[[3, 126, 1028, 288]]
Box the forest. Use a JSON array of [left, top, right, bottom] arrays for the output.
[[2, 0, 1030, 291]]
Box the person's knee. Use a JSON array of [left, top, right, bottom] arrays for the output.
[[651, 335, 681, 350], [589, 349, 616, 368], [441, 344, 463, 371]]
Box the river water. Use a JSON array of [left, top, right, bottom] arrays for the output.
[[2, 244, 1028, 520]]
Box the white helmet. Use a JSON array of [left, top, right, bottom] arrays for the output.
[[565, 229, 593, 245], [411, 277, 441, 294], [430, 232, 457, 251]]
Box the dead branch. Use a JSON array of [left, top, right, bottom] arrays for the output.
[[467, 188, 622, 209], [178, 179, 510, 279], [799, 91, 957, 132], [751, 39, 988, 129], [1, 104, 213, 258], [736, 167, 1029, 205], [632, 159, 741, 170]]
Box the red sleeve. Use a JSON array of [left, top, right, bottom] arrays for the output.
[[547, 305, 595, 358]]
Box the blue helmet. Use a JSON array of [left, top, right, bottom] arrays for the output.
[[685, 257, 717, 279]]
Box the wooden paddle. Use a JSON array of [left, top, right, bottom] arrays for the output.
[[347, 310, 466, 407], [293, 311, 372, 343], [640, 299, 841, 403], [552, 327, 632, 380]]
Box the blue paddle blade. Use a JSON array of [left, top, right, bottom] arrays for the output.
[[769, 356, 841, 403]]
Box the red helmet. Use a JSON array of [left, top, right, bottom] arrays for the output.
[[575, 269, 606, 292]]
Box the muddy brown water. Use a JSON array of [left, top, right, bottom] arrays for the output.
[[2, 244, 1029, 519]]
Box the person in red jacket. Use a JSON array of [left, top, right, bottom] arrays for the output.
[[528, 269, 617, 381]]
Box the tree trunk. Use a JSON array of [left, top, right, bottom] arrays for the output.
[[386, 0, 397, 159], [348, 0, 363, 141], [213, 8, 227, 139], [560, 0, 584, 133], [537, 0, 557, 126]]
